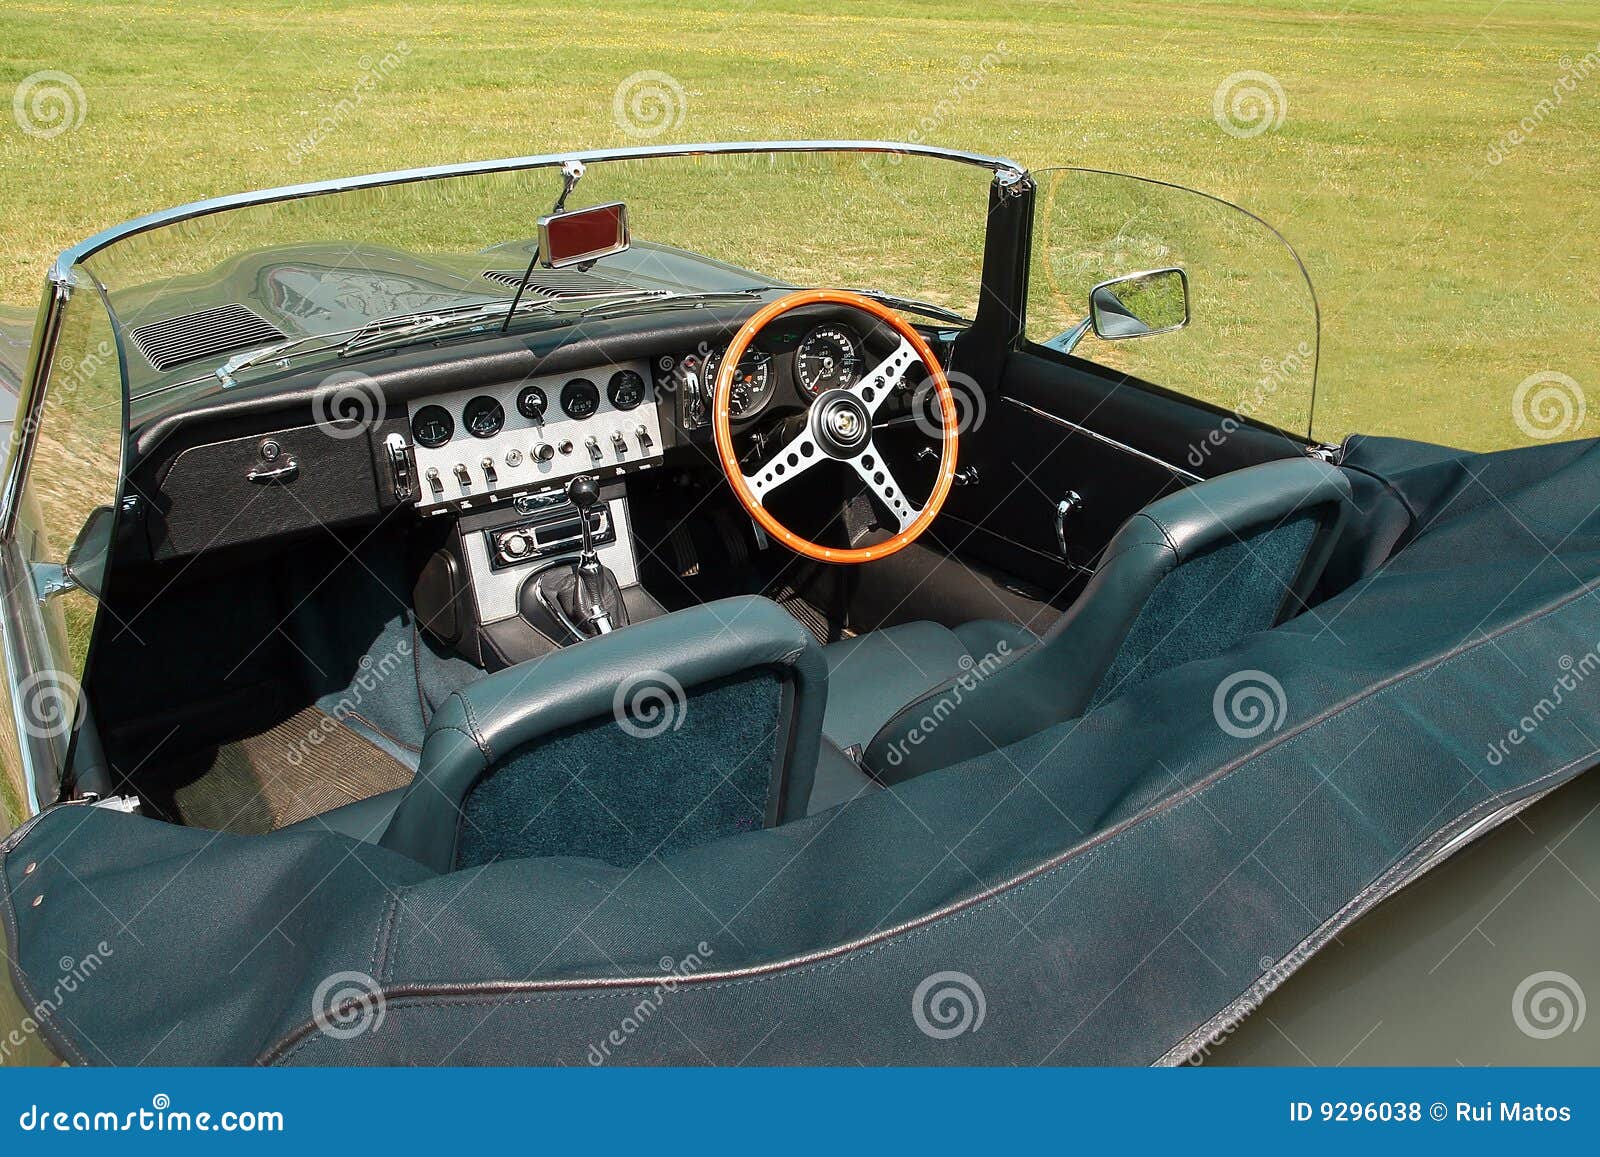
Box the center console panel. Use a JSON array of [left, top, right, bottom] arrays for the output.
[[405, 358, 665, 513]]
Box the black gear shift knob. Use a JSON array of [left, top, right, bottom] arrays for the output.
[[567, 474, 600, 511]]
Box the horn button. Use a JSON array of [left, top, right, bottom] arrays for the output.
[[811, 391, 872, 458]]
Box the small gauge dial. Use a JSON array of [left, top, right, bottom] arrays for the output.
[[560, 378, 600, 419], [462, 395, 505, 439], [410, 404, 455, 448], [796, 324, 863, 395], [705, 347, 776, 419], [516, 384, 547, 421], [607, 369, 647, 410]]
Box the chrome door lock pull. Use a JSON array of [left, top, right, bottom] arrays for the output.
[[1054, 491, 1083, 559]]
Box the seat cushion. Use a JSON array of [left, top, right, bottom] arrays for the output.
[[820, 619, 1035, 753]]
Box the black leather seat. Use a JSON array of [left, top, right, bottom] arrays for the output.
[[821, 457, 1352, 784]]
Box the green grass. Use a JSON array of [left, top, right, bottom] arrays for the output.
[[1, 0, 1597, 449]]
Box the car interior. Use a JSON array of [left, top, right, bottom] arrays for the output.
[[12, 150, 1597, 1065]]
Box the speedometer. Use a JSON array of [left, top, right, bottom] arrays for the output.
[[796, 324, 862, 395], [705, 346, 775, 419]]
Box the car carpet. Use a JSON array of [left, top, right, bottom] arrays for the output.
[[171, 704, 414, 834]]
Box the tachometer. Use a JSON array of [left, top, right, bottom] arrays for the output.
[[796, 324, 862, 395], [705, 347, 775, 419]]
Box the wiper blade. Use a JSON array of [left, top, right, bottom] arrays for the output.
[[570, 288, 765, 320], [337, 299, 553, 357], [837, 288, 972, 326]]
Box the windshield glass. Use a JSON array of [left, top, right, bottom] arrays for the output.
[[70, 148, 999, 403]]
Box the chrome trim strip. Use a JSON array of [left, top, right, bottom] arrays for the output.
[[0, 278, 72, 539], [52, 141, 1025, 280], [1002, 396, 1203, 483]]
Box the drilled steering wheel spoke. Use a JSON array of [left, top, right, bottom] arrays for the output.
[[851, 443, 920, 532], [743, 430, 824, 504], [849, 336, 919, 417]]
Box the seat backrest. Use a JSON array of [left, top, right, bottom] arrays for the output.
[[863, 457, 1352, 782], [380, 596, 826, 873]]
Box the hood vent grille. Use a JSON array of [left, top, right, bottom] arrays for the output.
[[130, 304, 286, 372], [480, 268, 633, 298]]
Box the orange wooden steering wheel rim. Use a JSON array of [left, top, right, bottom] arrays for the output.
[[712, 289, 959, 565]]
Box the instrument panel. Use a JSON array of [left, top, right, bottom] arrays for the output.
[[405, 359, 664, 512]]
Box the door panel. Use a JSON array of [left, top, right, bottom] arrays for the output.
[[940, 345, 1313, 590]]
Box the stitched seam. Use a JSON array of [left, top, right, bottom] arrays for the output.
[[0, 850, 91, 1066], [454, 693, 493, 763], [263, 568, 1600, 1064]]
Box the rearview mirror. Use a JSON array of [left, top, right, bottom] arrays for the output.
[[1089, 268, 1189, 340], [537, 202, 630, 269]]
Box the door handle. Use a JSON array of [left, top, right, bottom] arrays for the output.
[[1054, 491, 1082, 559]]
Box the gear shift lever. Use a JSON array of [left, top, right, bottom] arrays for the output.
[[566, 475, 615, 635], [568, 474, 602, 565]]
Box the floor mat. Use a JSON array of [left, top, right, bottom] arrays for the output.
[[173, 706, 414, 834], [768, 582, 838, 645]]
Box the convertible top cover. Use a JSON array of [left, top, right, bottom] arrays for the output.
[[7, 435, 1600, 1065]]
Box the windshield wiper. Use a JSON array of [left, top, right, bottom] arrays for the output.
[[569, 288, 766, 320], [834, 288, 972, 326]]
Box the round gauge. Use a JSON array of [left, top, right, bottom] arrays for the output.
[[607, 369, 647, 410], [410, 404, 454, 449], [516, 384, 547, 421], [560, 377, 600, 419], [705, 347, 776, 419], [796, 324, 863, 395], [462, 395, 505, 439]]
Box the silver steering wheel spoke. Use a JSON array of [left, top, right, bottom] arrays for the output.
[[851, 442, 921, 532], [743, 429, 824, 505], [849, 336, 919, 418]]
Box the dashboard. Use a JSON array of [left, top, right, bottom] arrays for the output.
[[406, 358, 664, 513]]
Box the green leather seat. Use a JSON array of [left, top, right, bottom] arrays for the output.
[[821, 457, 1352, 785]]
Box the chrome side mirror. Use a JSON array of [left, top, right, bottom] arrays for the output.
[[1043, 267, 1190, 355], [1089, 267, 1189, 340], [36, 503, 114, 604]]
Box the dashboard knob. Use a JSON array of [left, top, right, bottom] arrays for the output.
[[452, 463, 472, 489], [585, 435, 602, 462], [635, 424, 653, 451], [501, 531, 532, 559], [532, 441, 555, 463]]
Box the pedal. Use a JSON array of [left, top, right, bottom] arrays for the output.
[[668, 524, 700, 578]]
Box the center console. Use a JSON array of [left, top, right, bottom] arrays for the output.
[[404, 360, 671, 666]]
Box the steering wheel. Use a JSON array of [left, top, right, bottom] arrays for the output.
[[711, 290, 959, 564]]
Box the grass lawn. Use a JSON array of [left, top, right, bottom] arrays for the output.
[[0, 0, 1596, 449]]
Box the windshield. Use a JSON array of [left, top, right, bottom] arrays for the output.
[[67, 148, 1000, 403]]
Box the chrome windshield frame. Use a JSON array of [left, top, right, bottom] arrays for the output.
[[2, 141, 1023, 540]]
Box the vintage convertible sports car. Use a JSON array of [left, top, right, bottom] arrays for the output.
[[0, 142, 1594, 1066]]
